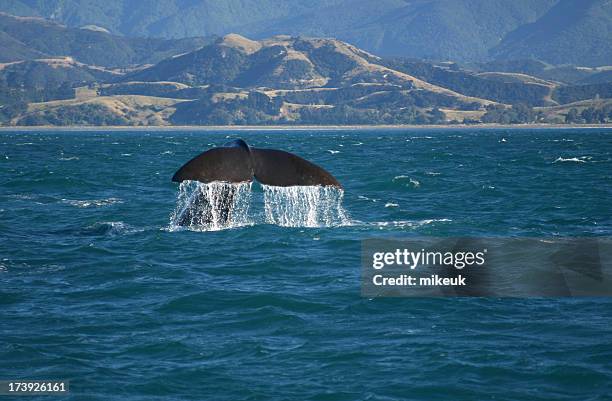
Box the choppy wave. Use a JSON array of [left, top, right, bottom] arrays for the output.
[[553, 156, 591, 163], [371, 219, 452, 230], [62, 198, 123, 208], [2, 129, 612, 401], [6, 194, 35, 200], [358, 195, 379, 203], [83, 221, 143, 236], [392, 175, 420, 187]]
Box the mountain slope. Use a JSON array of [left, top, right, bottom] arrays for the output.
[[0, 13, 209, 67], [0, 0, 560, 62], [253, 0, 558, 61], [8, 0, 611, 65], [0, 29, 47, 61], [492, 0, 612, 66], [0, 58, 117, 88]]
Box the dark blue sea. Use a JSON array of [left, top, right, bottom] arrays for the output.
[[1, 128, 611, 400]]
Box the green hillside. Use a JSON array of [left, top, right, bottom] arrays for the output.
[[0, 0, 562, 62], [492, 0, 612, 66], [0, 13, 209, 67], [0, 7, 611, 127], [1, 27, 611, 127]]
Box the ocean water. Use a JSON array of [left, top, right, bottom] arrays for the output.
[[1, 128, 611, 400]]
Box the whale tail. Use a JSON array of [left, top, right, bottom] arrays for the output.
[[172, 139, 342, 188]]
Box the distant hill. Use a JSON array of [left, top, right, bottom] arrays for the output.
[[125, 34, 496, 105], [0, 13, 209, 67], [384, 59, 555, 106], [491, 0, 612, 66], [474, 59, 612, 85], [0, 15, 610, 127], [127, 35, 391, 88], [0, 0, 591, 64]]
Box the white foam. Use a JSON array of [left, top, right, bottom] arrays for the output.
[[6, 194, 35, 200], [553, 156, 591, 163], [88, 221, 143, 236], [62, 198, 123, 208], [358, 195, 379, 203], [393, 175, 420, 188], [372, 218, 452, 229]]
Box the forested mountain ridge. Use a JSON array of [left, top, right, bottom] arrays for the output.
[[0, 12, 209, 67], [491, 0, 612, 66], [3, 0, 611, 65]]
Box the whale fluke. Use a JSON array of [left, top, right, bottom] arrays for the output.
[[171, 139, 253, 184], [172, 139, 342, 188]]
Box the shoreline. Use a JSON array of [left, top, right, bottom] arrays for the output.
[[1, 123, 611, 132]]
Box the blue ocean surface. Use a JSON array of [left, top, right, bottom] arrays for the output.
[[1, 128, 611, 400]]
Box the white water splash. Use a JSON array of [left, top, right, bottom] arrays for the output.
[[169, 181, 350, 231], [169, 181, 253, 231], [262, 185, 349, 227]]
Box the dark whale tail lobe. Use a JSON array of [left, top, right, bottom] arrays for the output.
[[171, 139, 253, 184], [172, 139, 342, 188]]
